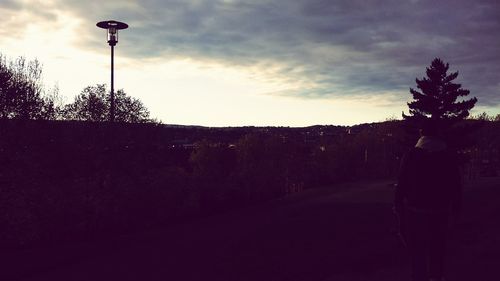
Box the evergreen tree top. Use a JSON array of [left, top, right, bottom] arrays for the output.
[[403, 58, 478, 150], [404, 58, 477, 123]]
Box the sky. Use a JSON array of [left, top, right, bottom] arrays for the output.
[[0, 0, 499, 126]]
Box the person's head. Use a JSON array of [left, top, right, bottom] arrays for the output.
[[419, 121, 439, 137]]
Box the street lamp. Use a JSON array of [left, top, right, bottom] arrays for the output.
[[96, 20, 128, 122]]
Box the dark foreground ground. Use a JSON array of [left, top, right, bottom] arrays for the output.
[[3, 177, 500, 281]]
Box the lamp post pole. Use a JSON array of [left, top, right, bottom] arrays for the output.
[[96, 20, 128, 122], [110, 44, 115, 122]]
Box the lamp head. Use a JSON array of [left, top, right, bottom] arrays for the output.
[[97, 20, 128, 46]]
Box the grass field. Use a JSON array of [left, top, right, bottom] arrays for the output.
[[3, 177, 500, 281]]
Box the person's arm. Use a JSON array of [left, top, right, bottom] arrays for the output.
[[450, 154, 462, 219], [394, 152, 411, 214]]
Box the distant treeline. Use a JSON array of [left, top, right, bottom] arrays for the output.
[[1, 119, 499, 249]]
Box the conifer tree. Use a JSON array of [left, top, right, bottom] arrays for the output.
[[403, 58, 478, 150], [403, 58, 477, 124]]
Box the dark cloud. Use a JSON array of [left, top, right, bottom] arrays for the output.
[[39, 0, 500, 106], [0, 0, 22, 10]]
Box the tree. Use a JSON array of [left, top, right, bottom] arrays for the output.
[[63, 84, 108, 121], [470, 112, 500, 122], [40, 84, 64, 120], [113, 89, 150, 123], [403, 58, 477, 126], [0, 56, 13, 118], [234, 133, 305, 200], [403, 58, 478, 150], [0, 55, 51, 120], [63, 84, 151, 123]]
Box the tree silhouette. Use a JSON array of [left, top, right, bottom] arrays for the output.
[[113, 89, 150, 123], [63, 84, 150, 123], [403, 58, 477, 125], [0, 55, 54, 120], [403, 58, 479, 151], [0, 57, 13, 118], [63, 84, 108, 121]]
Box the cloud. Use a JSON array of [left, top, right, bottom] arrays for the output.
[[0, 0, 64, 40], [4, 0, 500, 107]]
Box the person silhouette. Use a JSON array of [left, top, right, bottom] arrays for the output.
[[394, 122, 462, 281]]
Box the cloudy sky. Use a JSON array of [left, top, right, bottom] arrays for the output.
[[0, 0, 498, 126]]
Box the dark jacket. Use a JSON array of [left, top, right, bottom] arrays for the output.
[[395, 138, 462, 215]]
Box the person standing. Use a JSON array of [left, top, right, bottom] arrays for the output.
[[395, 122, 462, 281]]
